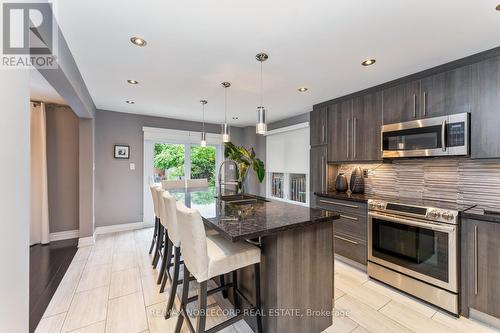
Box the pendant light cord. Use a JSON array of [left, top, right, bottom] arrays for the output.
[[224, 86, 228, 123], [260, 61, 263, 107]]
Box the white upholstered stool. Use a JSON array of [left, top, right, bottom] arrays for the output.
[[154, 187, 174, 285], [174, 203, 263, 333]]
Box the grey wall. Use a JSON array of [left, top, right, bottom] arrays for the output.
[[46, 104, 79, 233], [79, 118, 95, 237], [268, 112, 310, 131], [94, 109, 245, 227], [0, 70, 30, 332]]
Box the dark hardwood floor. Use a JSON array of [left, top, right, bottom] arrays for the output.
[[30, 238, 78, 333]]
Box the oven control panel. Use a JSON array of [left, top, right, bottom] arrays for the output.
[[368, 199, 459, 224]]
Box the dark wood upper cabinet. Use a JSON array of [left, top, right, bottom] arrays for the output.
[[420, 66, 471, 118], [471, 56, 500, 159], [310, 107, 328, 146], [352, 92, 383, 161], [327, 100, 352, 162], [310, 145, 328, 201], [461, 218, 500, 319], [382, 80, 420, 124]]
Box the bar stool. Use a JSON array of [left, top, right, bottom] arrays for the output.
[[148, 185, 162, 268], [174, 203, 263, 333], [155, 187, 173, 285]]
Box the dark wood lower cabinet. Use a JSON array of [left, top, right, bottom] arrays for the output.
[[461, 218, 500, 319]]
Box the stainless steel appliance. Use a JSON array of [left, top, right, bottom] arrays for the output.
[[367, 198, 461, 314], [381, 112, 469, 158]]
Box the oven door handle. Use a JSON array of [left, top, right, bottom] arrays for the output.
[[369, 212, 455, 233]]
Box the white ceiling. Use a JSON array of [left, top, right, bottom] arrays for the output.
[[51, 0, 500, 126], [30, 69, 67, 105]]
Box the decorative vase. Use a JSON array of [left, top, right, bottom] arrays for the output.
[[335, 173, 348, 192], [350, 167, 365, 194]]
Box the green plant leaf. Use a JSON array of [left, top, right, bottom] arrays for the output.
[[224, 142, 266, 185]]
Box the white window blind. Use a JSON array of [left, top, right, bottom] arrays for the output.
[[265, 123, 309, 174]]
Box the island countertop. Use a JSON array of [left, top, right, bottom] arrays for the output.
[[171, 187, 340, 242]]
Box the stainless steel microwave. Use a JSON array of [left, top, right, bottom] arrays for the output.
[[381, 112, 469, 158]]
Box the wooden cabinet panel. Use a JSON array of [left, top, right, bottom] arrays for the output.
[[309, 146, 328, 202], [327, 100, 352, 162], [310, 108, 327, 146], [382, 80, 420, 124], [352, 92, 383, 161], [471, 56, 500, 158], [461, 219, 500, 319], [420, 66, 471, 118], [334, 232, 367, 265]]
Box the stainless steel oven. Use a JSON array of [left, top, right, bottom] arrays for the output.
[[367, 199, 460, 314], [382, 112, 469, 158]]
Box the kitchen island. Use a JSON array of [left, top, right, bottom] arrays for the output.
[[172, 188, 340, 333]]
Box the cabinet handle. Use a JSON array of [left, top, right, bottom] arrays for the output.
[[340, 214, 358, 221], [474, 225, 478, 295], [334, 235, 359, 245], [423, 91, 427, 116], [353, 117, 357, 158], [322, 125, 326, 144], [320, 155, 325, 191], [413, 94, 417, 118], [346, 118, 350, 159], [319, 199, 359, 209]]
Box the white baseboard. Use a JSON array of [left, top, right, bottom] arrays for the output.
[[78, 235, 95, 248], [49, 230, 79, 242], [94, 221, 149, 235]]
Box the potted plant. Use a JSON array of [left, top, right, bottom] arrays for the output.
[[224, 142, 265, 194]]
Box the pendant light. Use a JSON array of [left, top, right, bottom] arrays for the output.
[[200, 100, 207, 147], [255, 52, 269, 135], [221, 82, 231, 143]]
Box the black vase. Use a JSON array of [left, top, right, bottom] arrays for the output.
[[350, 167, 365, 194], [335, 173, 348, 192]]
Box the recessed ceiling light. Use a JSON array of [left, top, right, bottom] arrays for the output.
[[127, 80, 139, 84], [232, 116, 239, 120], [125, 100, 135, 104], [496, 4, 500, 10], [362, 58, 376, 66], [298, 87, 308, 92], [130, 37, 147, 47]]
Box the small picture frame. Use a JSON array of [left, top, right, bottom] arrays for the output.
[[114, 145, 130, 159]]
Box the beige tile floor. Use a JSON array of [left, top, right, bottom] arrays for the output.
[[36, 228, 500, 333]]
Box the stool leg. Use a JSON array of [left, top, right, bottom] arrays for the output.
[[148, 217, 158, 254], [254, 263, 263, 333], [220, 275, 228, 299], [174, 266, 191, 333], [196, 281, 207, 333], [152, 223, 163, 268], [232, 271, 240, 311], [160, 239, 174, 290], [157, 232, 172, 285], [164, 247, 181, 318]]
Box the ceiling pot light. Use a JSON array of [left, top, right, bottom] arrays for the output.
[[200, 100, 207, 147], [130, 37, 147, 47], [255, 52, 269, 135], [361, 58, 376, 66], [127, 80, 139, 84], [221, 82, 231, 143], [298, 87, 308, 92], [125, 100, 135, 104], [497, 4, 500, 10]]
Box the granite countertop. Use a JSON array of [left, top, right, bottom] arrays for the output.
[[170, 187, 340, 242], [314, 191, 371, 203], [462, 208, 500, 224]]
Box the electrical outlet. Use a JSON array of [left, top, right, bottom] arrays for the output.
[[363, 169, 369, 178]]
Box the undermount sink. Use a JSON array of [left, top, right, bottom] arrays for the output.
[[217, 194, 269, 205]]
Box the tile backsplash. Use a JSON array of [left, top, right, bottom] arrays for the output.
[[336, 158, 500, 211]]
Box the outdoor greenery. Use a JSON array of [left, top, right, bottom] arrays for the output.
[[153, 143, 216, 186]]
